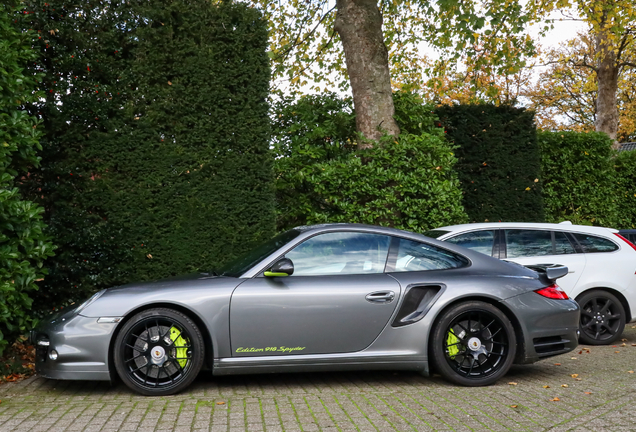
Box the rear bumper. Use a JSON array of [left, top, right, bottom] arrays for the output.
[[503, 293, 580, 364]]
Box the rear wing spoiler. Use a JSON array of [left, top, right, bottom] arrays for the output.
[[523, 264, 569, 281]]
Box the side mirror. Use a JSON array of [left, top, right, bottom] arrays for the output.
[[264, 258, 294, 277]]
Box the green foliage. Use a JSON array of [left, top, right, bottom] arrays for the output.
[[614, 150, 636, 229], [0, 4, 54, 354], [306, 133, 469, 231], [436, 104, 544, 223], [21, 0, 274, 310], [272, 94, 356, 230], [538, 131, 617, 226], [273, 92, 468, 231]]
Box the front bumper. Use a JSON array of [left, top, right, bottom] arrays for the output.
[[32, 310, 119, 381], [504, 292, 580, 364]]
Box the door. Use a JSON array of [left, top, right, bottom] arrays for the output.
[[229, 231, 400, 356], [503, 229, 586, 294]]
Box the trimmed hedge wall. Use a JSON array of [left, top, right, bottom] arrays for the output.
[[22, 0, 274, 310], [538, 131, 617, 227], [614, 150, 636, 229], [436, 105, 544, 223]]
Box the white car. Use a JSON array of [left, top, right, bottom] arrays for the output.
[[425, 222, 636, 345]]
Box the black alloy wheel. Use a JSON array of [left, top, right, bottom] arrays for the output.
[[114, 308, 205, 396], [431, 301, 516, 386], [577, 290, 625, 345]]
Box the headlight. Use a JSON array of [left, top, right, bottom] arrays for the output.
[[74, 290, 107, 315]]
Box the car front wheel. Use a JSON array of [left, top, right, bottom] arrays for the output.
[[430, 301, 516, 386], [577, 290, 625, 345], [114, 308, 205, 396]]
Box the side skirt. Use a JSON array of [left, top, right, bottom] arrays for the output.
[[212, 351, 428, 376]]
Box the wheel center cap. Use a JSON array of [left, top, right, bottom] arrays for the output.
[[467, 337, 482, 351], [150, 345, 166, 365]]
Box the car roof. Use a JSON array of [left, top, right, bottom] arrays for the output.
[[434, 222, 618, 236]]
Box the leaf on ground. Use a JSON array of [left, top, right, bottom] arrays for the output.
[[554, 363, 561, 366], [584, 392, 592, 395], [575, 378, 582, 381], [543, 385, 550, 388], [615, 351, 620, 353], [570, 374, 579, 378], [508, 382, 518, 385], [621, 343, 627, 347], [570, 357, 577, 360], [216, 401, 226, 405], [632, 344, 636, 347], [561, 384, 568, 388], [550, 397, 560, 402], [621, 338, 627, 342], [628, 371, 634, 374], [510, 405, 518, 408]]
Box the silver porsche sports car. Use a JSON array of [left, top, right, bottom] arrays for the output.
[[33, 224, 580, 395]]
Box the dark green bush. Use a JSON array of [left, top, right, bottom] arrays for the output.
[[272, 92, 468, 231], [612, 150, 636, 229], [0, 4, 54, 353], [22, 0, 274, 310], [272, 94, 357, 230], [538, 131, 617, 226], [436, 104, 544, 223]]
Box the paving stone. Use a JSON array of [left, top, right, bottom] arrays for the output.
[[1, 327, 635, 431]]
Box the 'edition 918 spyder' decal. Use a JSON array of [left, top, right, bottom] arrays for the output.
[[235, 346, 306, 354]]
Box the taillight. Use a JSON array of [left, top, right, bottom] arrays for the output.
[[535, 284, 569, 300], [614, 233, 636, 253]]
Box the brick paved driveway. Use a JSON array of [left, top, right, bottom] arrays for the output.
[[1, 326, 635, 432]]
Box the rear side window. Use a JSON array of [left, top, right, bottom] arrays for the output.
[[573, 233, 618, 253], [445, 230, 495, 256], [389, 238, 469, 272], [505, 230, 552, 258], [554, 231, 576, 255]]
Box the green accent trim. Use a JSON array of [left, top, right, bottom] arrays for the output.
[[447, 329, 460, 359], [264, 271, 288, 277], [170, 327, 188, 368]]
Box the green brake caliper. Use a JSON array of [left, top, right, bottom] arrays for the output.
[[446, 328, 460, 359], [170, 327, 188, 368]]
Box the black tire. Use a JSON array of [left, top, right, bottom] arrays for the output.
[[114, 308, 205, 396], [430, 301, 516, 386], [577, 290, 625, 345]]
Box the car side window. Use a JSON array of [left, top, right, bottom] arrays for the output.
[[505, 230, 553, 258], [554, 231, 576, 255], [390, 238, 469, 272], [445, 230, 495, 256], [573, 233, 618, 253], [285, 232, 390, 276]]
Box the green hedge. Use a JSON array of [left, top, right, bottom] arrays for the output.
[[613, 150, 636, 229], [0, 5, 54, 353], [22, 0, 274, 310], [436, 104, 544, 223], [538, 131, 617, 227], [272, 92, 468, 231]]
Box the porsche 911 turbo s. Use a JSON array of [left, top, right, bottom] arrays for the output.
[[32, 224, 580, 395]]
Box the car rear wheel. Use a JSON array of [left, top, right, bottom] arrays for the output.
[[430, 301, 516, 386], [114, 308, 205, 396], [577, 290, 625, 345]]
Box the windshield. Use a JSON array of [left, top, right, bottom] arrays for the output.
[[422, 229, 450, 239], [218, 229, 301, 277]]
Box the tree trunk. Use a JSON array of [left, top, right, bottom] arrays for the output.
[[595, 28, 620, 147], [334, 0, 399, 147]]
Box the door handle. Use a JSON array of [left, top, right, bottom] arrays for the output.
[[365, 291, 395, 304]]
